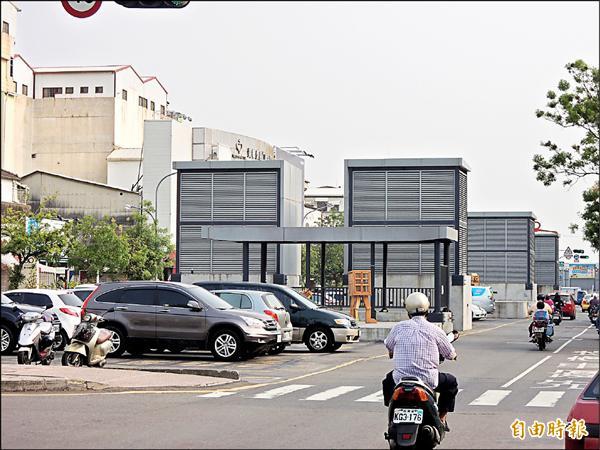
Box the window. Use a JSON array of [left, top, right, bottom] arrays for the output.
[[58, 294, 83, 307], [80, 86, 89, 94], [120, 288, 156, 306], [150, 101, 155, 111], [157, 289, 191, 308], [65, 87, 74, 94], [22, 84, 28, 96], [2, 21, 9, 34], [217, 293, 242, 308], [95, 86, 103, 94], [23, 293, 53, 308], [4, 293, 22, 303], [138, 96, 147, 108], [97, 289, 123, 304], [73, 290, 93, 301], [9, 57, 13, 78], [42, 87, 63, 98], [160, 105, 165, 115], [122, 89, 127, 101], [240, 294, 252, 309], [263, 294, 285, 310]]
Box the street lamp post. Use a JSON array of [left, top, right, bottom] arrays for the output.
[[303, 205, 332, 225], [154, 172, 177, 234]]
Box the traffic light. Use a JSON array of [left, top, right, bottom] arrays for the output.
[[573, 249, 585, 254], [115, 1, 190, 8]]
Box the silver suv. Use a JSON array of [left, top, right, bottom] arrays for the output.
[[82, 281, 280, 361]]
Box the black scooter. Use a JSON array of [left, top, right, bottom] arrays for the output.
[[384, 331, 459, 450]]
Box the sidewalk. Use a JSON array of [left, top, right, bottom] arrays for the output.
[[1, 364, 239, 393]]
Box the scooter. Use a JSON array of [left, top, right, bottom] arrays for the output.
[[588, 305, 599, 324], [61, 308, 115, 368], [384, 331, 459, 450], [16, 310, 60, 365], [552, 308, 562, 325], [531, 317, 552, 351]]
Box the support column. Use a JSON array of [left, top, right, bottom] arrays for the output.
[[260, 242, 267, 283], [305, 242, 311, 288], [320, 242, 326, 307], [381, 243, 388, 312], [370, 242, 376, 320], [242, 242, 249, 282], [434, 241, 441, 313], [443, 241, 450, 310]]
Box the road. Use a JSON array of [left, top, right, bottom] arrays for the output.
[[2, 315, 598, 449]]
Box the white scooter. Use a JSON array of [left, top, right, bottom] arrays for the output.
[[61, 309, 115, 368], [17, 310, 60, 365]]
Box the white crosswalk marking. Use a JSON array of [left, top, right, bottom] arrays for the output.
[[469, 390, 511, 406], [304, 386, 363, 401], [356, 391, 384, 403], [526, 391, 565, 407], [253, 384, 313, 399], [197, 391, 236, 398]]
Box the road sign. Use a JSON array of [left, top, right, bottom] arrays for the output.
[[61, 1, 102, 18], [564, 247, 573, 260], [574, 254, 580, 262]]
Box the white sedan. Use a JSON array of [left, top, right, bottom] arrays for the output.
[[2, 289, 82, 349], [472, 303, 487, 320]]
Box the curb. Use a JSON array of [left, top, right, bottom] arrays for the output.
[[1, 378, 101, 393], [120, 367, 240, 380]]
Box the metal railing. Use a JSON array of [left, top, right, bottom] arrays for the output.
[[293, 286, 434, 308]]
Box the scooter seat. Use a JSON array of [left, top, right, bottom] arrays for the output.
[[96, 329, 113, 344]]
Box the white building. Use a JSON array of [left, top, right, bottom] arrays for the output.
[[303, 185, 344, 226]]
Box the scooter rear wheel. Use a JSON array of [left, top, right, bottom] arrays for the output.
[[62, 352, 83, 367], [16, 350, 31, 365]]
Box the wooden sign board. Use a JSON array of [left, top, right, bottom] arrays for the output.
[[348, 270, 371, 296]]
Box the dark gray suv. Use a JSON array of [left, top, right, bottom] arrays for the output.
[[81, 281, 281, 361]]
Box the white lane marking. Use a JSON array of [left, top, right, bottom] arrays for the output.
[[303, 386, 363, 401], [356, 391, 384, 403], [526, 391, 565, 407], [469, 390, 511, 406], [501, 356, 552, 388], [253, 384, 313, 399], [553, 325, 593, 354], [197, 391, 236, 398]]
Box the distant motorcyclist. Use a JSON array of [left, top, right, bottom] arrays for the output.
[[529, 300, 552, 341], [383, 292, 458, 432], [552, 292, 565, 313]]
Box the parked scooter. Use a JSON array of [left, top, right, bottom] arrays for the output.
[[61, 308, 115, 368], [16, 310, 60, 365], [384, 331, 459, 450]]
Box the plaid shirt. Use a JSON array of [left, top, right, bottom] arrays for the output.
[[384, 316, 456, 389]]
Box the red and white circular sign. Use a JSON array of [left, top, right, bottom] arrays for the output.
[[61, 1, 102, 19]]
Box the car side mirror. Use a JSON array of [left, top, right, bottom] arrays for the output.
[[187, 300, 202, 311]]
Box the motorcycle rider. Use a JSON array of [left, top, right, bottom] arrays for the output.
[[552, 292, 565, 315], [383, 292, 458, 432], [529, 300, 552, 341]]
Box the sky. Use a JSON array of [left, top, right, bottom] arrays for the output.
[[13, 1, 600, 262]]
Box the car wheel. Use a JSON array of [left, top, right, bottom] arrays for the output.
[[570, 315, 576, 320], [305, 327, 333, 353], [0, 324, 15, 355], [329, 342, 343, 352], [53, 330, 69, 351], [210, 330, 242, 361], [103, 325, 126, 357]]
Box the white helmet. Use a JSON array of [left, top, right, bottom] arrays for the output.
[[405, 292, 430, 315]]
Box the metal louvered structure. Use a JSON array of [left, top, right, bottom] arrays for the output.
[[345, 158, 470, 276], [534, 232, 560, 289], [174, 160, 304, 282], [467, 211, 536, 287]]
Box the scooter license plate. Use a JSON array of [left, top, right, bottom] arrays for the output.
[[393, 408, 423, 424], [532, 327, 545, 333], [52, 325, 60, 332], [277, 335, 282, 343]]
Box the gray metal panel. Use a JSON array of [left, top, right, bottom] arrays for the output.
[[468, 211, 537, 220], [345, 158, 471, 172], [386, 171, 420, 220], [485, 219, 506, 250], [212, 172, 244, 221], [507, 252, 528, 283], [179, 225, 211, 273], [421, 170, 455, 221], [467, 219, 485, 250], [459, 171, 468, 227], [484, 253, 506, 282], [352, 171, 386, 221], [468, 253, 484, 277], [506, 219, 529, 250], [179, 172, 212, 222], [536, 261, 557, 285], [459, 226, 468, 274], [245, 172, 278, 222]]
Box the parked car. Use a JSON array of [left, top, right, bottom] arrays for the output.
[[553, 292, 577, 320], [213, 290, 293, 354], [565, 371, 599, 450], [72, 284, 98, 301], [471, 303, 487, 321], [3, 289, 82, 350], [81, 281, 281, 361], [471, 286, 496, 314], [1, 294, 45, 355], [195, 281, 360, 352]]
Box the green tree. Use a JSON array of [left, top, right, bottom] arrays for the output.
[[532, 59, 599, 250], [66, 216, 129, 280], [301, 210, 344, 287], [1, 207, 68, 289], [123, 201, 174, 280]]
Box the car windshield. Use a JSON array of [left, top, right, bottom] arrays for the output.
[[262, 293, 285, 310], [185, 286, 234, 310], [1, 294, 13, 305], [281, 286, 318, 309], [72, 290, 93, 301], [58, 294, 83, 307]]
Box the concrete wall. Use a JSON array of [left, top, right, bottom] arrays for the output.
[[27, 97, 115, 183], [13, 56, 33, 97], [22, 171, 139, 224], [107, 158, 140, 192]]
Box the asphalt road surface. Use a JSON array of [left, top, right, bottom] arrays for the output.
[[2, 316, 598, 449]]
